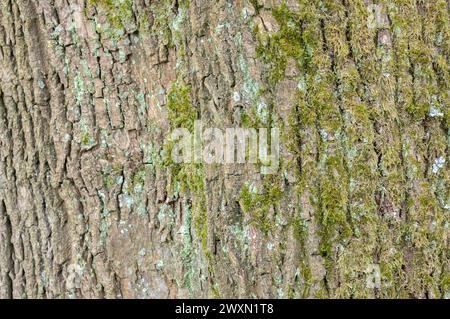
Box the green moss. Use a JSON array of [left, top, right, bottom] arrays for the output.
[[127, 166, 147, 193], [254, 2, 303, 86], [80, 131, 91, 146], [290, 215, 313, 298], [241, 104, 263, 128], [103, 174, 115, 189], [176, 164, 207, 246], [210, 283, 221, 298], [89, 0, 133, 38], [245, 0, 449, 298], [102, 163, 123, 189], [238, 178, 282, 234], [174, 163, 215, 292], [441, 272, 450, 296], [249, 0, 263, 14], [161, 74, 210, 274], [164, 150, 209, 267], [291, 216, 307, 243], [167, 81, 196, 130], [137, 12, 150, 35]]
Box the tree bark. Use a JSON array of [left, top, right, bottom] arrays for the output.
[[0, 0, 448, 299]]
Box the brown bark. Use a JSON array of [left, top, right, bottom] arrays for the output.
[[0, 0, 448, 299]]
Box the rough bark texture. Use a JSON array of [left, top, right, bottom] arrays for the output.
[[0, 0, 449, 299]]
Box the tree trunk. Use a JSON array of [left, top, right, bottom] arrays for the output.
[[0, 0, 448, 299]]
